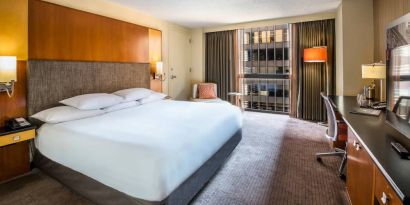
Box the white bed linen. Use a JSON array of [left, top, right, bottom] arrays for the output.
[[35, 100, 242, 201]]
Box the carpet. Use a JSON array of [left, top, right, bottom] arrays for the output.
[[0, 112, 348, 205]]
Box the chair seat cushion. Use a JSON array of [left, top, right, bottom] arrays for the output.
[[190, 98, 224, 103], [198, 83, 217, 99]]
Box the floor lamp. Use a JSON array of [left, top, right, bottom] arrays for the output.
[[304, 47, 328, 92], [303, 47, 328, 122]]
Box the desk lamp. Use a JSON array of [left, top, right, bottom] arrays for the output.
[[361, 62, 386, 101]]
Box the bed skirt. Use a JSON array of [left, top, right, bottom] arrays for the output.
[[33, 129, 242, 205]]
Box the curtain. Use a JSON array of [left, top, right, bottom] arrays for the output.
[[290, 19, 335, 121], [205, 30, 237, 101]]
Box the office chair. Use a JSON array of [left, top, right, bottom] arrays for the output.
[[392, 96, 410, 120], [316, 92, 347, 179]]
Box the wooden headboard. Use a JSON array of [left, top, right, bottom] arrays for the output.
[[27, 60, 150, 115]]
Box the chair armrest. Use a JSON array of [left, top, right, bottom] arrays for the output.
[[192, 84, 198, 99]]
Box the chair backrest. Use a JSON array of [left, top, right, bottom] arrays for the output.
[[192, 83, 218, 99], [321, 92, 338, 141], [392, 96, 410, 121]]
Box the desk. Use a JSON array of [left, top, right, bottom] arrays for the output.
[[330, 96, 410, 205]]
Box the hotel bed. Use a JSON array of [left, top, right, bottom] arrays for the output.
[[27, 60, 242, 205]]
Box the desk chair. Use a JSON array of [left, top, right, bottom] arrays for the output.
[[316, 93, 347, 179], [393, 96, 410, 120]]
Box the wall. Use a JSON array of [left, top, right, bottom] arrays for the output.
[[335, 3, 344, 96], [335, 0, 374, 96], [29, 0, 150, 63], [191, 12, 337, 83], [374, 0, 410, 62], [43, 0, 191, 94], [192, 0, 410, 97], [0, 0, 28, 126], [190, 28, 205, 84], [203, 12, 337, 33], [149, 29, 162, 74], [0, 0, 28, 60]]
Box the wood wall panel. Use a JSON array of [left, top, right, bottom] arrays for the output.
[[0, 61, 27, 127], [150, 79, 163, 93], [149, 28, 162, 74], [374, 0, 410, 62], [28, 0, 149, 63], [0, 0, 28, 60], [148, 28, 162, 92]]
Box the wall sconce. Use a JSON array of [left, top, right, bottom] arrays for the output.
[[0, 56, 17, 97], [155, 61, 165, 81]]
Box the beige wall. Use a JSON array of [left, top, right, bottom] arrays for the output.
[[335, 3, 344, 96], [336, 0, 374, 96], [203, 12, 336, 33], [0, 0, 28, 60], [190, 28, 205, 84], [43, 0, 191, 94]]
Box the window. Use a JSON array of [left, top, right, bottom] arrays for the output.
[[239, 24, 291, 113]]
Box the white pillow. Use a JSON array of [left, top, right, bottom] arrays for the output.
[[103, 101, 140, 112], [113, 88, 153, 102], [60, 93, 123, 110], [139, 92, 167, 104], [31, 106, 105, 123]]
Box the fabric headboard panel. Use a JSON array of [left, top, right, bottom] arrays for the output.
[[27, 60, 150, 115]]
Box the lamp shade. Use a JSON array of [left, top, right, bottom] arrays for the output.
[[304, 47, 327, 62], [0, 56, 17, 83], [155, 61, 163, 75], [361, 63, 386, 79]]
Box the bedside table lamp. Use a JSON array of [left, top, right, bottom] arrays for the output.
[[155, 61, 165, 81], [0, 56, 17, 97], [361, 62, 386, 101]]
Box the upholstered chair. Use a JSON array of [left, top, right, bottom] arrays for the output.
[[190, 83, 222, 103]]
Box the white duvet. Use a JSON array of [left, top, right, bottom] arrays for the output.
[[35, 100, 242, 201]]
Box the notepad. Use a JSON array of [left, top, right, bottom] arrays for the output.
[[350, 108, 381, 116]]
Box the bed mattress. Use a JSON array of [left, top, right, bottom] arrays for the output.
[[35, 100, 242, 202]]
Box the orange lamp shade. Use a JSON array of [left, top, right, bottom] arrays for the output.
[[304, 47, 327, 62]]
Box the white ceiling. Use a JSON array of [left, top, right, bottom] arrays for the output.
[[108, 0, 341, 28]]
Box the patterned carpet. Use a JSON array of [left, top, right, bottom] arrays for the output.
[[0, 112, 348, 205]]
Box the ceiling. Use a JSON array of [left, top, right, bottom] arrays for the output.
[[108, 0, 341, 28]]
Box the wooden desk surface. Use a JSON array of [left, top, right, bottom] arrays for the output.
[[330, 96, 410, 204]]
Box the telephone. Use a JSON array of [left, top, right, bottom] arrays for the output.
[[371, 102, 387, 110], [6, 118, 31, 130]]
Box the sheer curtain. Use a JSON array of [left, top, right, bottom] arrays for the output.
[[205, 30, 238, 101], [290, 19, 335, 121]]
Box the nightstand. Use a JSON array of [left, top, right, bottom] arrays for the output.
[[0, 126, 36, 182], [150, 78, 163, 93]]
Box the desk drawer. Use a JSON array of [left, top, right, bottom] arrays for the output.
[[347, 128, 374, 205], [0, 130, 36, 147], [374, 167, 402, 205]]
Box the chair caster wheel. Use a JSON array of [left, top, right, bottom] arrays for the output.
[[339, 174, 346, 181], [316, 157, 322, 162]]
